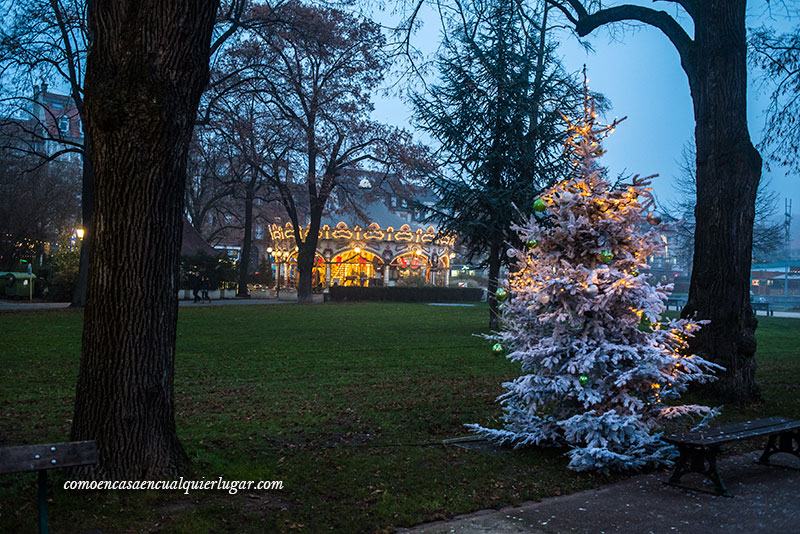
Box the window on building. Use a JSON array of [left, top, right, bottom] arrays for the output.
[[255, 225, 264, 239], [391, 196, 398, 208], [59, 116, 69, 136]]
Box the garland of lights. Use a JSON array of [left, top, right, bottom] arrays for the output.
[[468, 74, 721, 473]]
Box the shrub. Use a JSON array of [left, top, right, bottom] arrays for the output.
[[395, 274, 431, 288], [37, 234, 80, 301], [328, 286, 484, 302]]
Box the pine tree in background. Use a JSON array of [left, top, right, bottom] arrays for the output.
[[469, 87, 722, 473], [410, 0, 590, 330]]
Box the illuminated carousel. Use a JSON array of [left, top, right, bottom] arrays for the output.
[[267, 220, 456, 289]]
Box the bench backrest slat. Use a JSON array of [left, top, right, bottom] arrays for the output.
[[0, 441, 98, 474]]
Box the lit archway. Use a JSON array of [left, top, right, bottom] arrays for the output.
[[390, 250, 429, 282], [330, 248, 382, 286]]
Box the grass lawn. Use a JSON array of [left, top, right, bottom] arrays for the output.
[[0, 303, 798, 533]]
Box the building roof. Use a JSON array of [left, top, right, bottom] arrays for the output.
[[181, 218, 218, 257], [319, 172, 437, 231]]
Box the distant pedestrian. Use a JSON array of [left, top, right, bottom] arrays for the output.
[[200, 276, 211, 303], [192, 274, 201, 303]]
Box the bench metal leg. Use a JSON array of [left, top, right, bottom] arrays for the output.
[[665, 444, 732, 497], [757, 431, 800, 465], [38, 470, 48, 534]]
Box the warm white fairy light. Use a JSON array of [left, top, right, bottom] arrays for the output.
[[470, 75, 721, 473]]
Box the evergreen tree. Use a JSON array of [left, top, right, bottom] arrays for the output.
[[411, 1, 588, 329], [469, 90, 721, 473]]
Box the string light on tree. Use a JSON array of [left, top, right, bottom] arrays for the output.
[[469, 74, 721, 473]]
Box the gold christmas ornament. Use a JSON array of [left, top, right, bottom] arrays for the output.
[[646, 211, 662, 225]]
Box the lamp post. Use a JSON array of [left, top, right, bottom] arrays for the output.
[[70, 227, 85, 252], [430, 249, 439, 285], [323, 245, 333, 289], [271, 247, 284, 299], [283, 250, 290, 290], [267, 247, 275, 298]]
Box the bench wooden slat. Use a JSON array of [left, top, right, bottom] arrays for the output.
[[665, 417, 800, 446], [0, 441, 98, 475]]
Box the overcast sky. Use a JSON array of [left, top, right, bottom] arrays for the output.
[[370, 1, 798, 244]]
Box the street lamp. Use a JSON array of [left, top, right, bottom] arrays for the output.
[[283, 251, 291, 289], [270, 247, 283, 298], [266, 247, 274, 295]]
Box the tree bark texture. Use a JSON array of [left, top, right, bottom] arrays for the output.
[[488, 233, 502, 331], [295, 202, 323, 304], [568, 0, 762, 404], [681, 1, 761, 403], [237, 184, 255, 298], [71, 148, 93, 307], [71, 0, 219, 479]]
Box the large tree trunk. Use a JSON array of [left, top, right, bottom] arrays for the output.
[[237, 185, 254, 298], [296, 205, 322, 304], [71, 149, 93, 307], [70, 0, 218, 479], [487, 233, 502, 330], [681, 1, 761, 404]]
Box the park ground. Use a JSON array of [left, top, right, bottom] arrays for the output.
[[0, 302, 798, 533]]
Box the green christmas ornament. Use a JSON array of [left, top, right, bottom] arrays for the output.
[[526, 239, 538, 249], [600, 250, 614, 263], [579, 374, 589, 386], [491, 343, 505, 356], [631, 268, 639, 277], [533, 198, 547, 212], [495, 288, 510, 302]]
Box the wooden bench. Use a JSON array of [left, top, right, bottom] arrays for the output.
[[0, 441, 98, 534], [663, 417, 800, 497], [751, 301, 773, 316]]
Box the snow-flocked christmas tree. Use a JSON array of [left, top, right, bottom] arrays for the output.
[[469, 85, 722, 473]]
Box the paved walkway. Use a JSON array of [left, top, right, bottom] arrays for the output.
[[0, 295, 323, 311], [399, 451, 800, 534], [0, 300, 71, 311], [757, 310, 800, 318], [177, 295, 317, 307], [2, 298, 796, 316]]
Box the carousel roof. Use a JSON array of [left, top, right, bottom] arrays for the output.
[[269, 174, 453, 247]]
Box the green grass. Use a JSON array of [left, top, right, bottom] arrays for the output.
[[0, 303, 798, 533]]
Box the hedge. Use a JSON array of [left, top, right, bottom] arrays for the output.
[[328, 286, 485, 302]]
